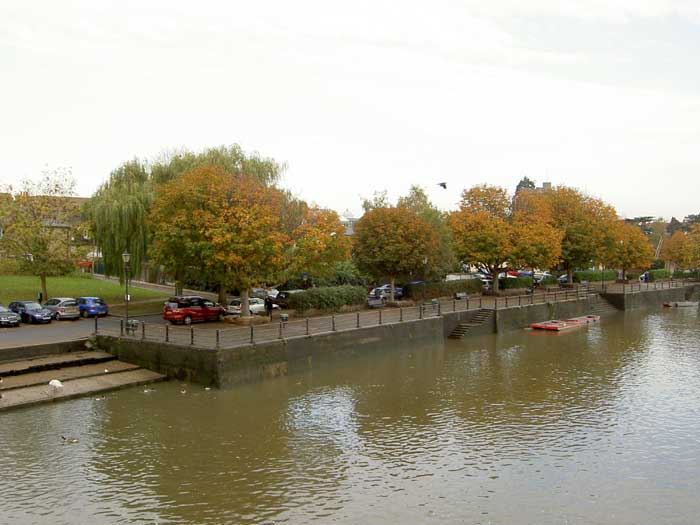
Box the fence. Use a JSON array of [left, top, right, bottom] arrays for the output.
[[94, 287, 593, 350], [587, 278, 691, 294]]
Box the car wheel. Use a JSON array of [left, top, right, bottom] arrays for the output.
[[217, 313, 225, 322], [184, 316, 192, 325], [80, 310, 86, 318]]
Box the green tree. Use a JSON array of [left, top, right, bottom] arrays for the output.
[[353, 206, 440, 301], [0, 168, 77, 300], [397, 185, 457, 278]]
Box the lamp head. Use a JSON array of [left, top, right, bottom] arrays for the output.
[[122, 251, 131, 264]]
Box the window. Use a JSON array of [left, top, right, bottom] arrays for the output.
[[203, 300, 215, 307]]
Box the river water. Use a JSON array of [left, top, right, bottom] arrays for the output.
[[2, 309, 700, 524]]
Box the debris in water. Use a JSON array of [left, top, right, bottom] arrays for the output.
[[61, 435, 79, 444]]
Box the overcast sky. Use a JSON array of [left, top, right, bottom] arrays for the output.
[[2, 1, 699, 220]]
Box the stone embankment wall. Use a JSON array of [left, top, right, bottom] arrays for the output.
[[601, 285, 698, 311], [97, 317, 444, 388]]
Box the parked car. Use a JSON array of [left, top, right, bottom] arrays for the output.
[[273, 290, 304, 309], [558, 274, 571, 284], [228, 297, 280, 316], [534, 271, 552, 282], [8, 301, 53, 324], [163, 296, 227, 325], [0, 305, 21, 327], [251, 288, 279, 299], [77, 297, 109, 317], [43, 297, 80, 320], [369, 284, 404, 300]]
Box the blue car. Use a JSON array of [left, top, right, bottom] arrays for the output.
[[8, 301, 53, 324], [77, 297, 109, 317]]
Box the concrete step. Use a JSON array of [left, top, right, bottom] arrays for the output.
[[0, 351, 115, 378], [0, 361, 140, 391], [0, 368, 166, 411]]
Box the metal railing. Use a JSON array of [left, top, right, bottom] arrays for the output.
[[587, 278, 691, 294], [93, 287, 592, 350]]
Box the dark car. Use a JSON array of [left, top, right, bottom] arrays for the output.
[[0, 305, 21, 327], [163, 296, 227, 325], [272, 290, 304, 309], [8, 301, 53, 324], [77, 297, 109, 317]]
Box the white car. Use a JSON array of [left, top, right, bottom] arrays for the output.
[[227, 297, 280, 316]]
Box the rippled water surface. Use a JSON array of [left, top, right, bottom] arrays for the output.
[[2, 309, 700, 524]]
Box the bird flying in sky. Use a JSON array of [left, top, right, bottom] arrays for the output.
[[437, 182, 447, 189]]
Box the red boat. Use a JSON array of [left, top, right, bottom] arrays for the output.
[[530, 315, 600, 331]]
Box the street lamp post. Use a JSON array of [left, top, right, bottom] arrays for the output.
[[122, 251, 131, 323]]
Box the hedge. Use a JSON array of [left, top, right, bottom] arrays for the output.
[[403, 279, 483, 301], [539, 277, 558, 286], [649, 269, 671, 280], [499, 277, 532, 289], [566, 270, 618, 282], [288, 285, 367, 313]]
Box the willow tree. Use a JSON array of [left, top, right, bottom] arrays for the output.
[[84, 160, 152, 280], [150, 144, 283, 186]]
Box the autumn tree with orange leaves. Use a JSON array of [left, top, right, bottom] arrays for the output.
[[449, 184, 561, 292], [150, 166, 288, 315], [603, 221, 654, 280], [353, 206, 440, 301]]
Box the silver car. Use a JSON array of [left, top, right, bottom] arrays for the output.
[[43, 297, 81, 320], [0, 305, 21, 327]]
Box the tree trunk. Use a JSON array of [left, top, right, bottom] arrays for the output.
[[622, 267, 626, 281], [490, 266, 499, 294], [40, 274, 48, 302], [241, 289, 251, 317], [390, 276, 395, 302], [218, 281, 227, 305], [567, 268, 573, 284]]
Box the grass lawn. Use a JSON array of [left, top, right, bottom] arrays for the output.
[[0, 275, 168, 306]]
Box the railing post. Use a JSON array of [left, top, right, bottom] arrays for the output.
[[438, 302, 441, 316], [419, 305, 423, 319], [466, 298, 470, 310], [479, 297, 482, 308], [94, 315, 98, 335], [120, 319, 124, 336], [141, 322, 145, 341], [518, 295, 521, 307], [279, 321, 283, 339], [190, 326, 194, 345], [453, 299, 456, 312], [400, 307, 403, 321], [378, 310, 382, 325], [216, 329, 220, 349], [332, 315, 336, 331], [165, 324, 169, 343], [356, 312, 360, 328], [505, 296, 508, 308], [531, 293, 534, 305], [250, 324, 254, 344], [306, 317, 310, 335]]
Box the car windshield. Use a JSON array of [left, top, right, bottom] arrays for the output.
[[0, 306, 10, 313], [92, 299, 106, 305], [63, 301, 78, 307], [24, 302, 42, 310]]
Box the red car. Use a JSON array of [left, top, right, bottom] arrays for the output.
[[162, 296, 227, 325]]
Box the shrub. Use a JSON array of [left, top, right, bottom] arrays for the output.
[[572, 270, 618, 282], [403, 279, 483, 301], [288, 285, 367, 313], [539, 277, 558, 286], [649, 269, 671, 280], [499, 277, 532, 289]]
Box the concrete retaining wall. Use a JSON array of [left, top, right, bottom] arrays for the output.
[[0, 339, 89, 363], [95, 336, 220, 386], [96, 317, 444, 388], [601, 287, 690, 311], [494, 297, 595, 332]]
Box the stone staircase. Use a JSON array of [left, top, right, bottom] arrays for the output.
[[0, 350, 165, 411], [449, 309, 494, 339], [589, 296, 619, 316]]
